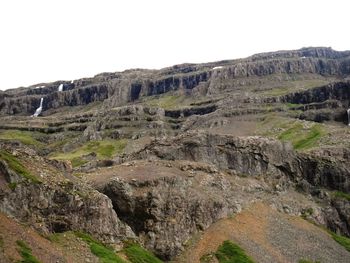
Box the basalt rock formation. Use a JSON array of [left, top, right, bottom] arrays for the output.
[[1, 47, 350, 116], [0, 142, 135, 244], [90, 132, 350, 259], [1, 47, 350, 262]]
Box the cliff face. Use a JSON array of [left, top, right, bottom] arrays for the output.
[[1, 47, 350, 115], [87, 132, 350, 259], [281, 81, 350, 105], [130, 132, 350, 193], [100, 173, 235, 259], [277, 81, 350, 123], [0, 142, 135, 244], [1, 47, 350, 262]]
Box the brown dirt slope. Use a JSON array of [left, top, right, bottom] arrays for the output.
[[177, 202, 350, 263], [0, 212, 98, 263]]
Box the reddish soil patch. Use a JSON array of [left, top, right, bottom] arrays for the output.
[[0, 213, 98, 263], [178, 202, 350, 263]]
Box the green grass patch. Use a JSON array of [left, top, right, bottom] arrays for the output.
[[0, 130, 43, 147], [214, 240, 255, 263], [300, 215, 350, 253], [8, 182, 17, 190], [123, 242, 163, 263], [47, 233, 61, 243], [261, 79, 331, 96], [0, 150, 41, 183], [74, 232, 126, 263], [329, 231, 350, 252], [51, 139, 127, 165], [278, 123, 325, 150], [299, 260, 320, 263], [293, 126, 324, 150], [333, 191, 350, 201], [143, 94, 185, 109], [278, 123, 303, 141], [71, 157, 88, 168], [141, 93, 207, 110], [286, 103, 302, 108], [16, 240, 41, 263]]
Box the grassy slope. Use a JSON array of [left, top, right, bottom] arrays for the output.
[[123, 242, 163, 263], [257, 116, 327, 151], [179, 202, 350, 263], [74, 232, 164, 263], [74, 232, 126, 263], [214, 240, 255, 263], [328, 231, 350, 253], [0, 150, 41, 183], [260, 78, 331, 96], [50, 139, 127, 167], [298, 260, 320, 263], [16, 240, 41, 263], [0, 130, 44, 148], [278, 123, 325, 150]]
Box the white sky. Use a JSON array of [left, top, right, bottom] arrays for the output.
[[0, 0, 349, 90]]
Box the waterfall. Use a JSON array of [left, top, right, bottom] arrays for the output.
[[347, 109, 350, 126], [58, 84, 63, 92]]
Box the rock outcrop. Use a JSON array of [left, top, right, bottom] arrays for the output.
[[130, 132, 350, 192], [0, 141, 135, 244], [100, 173, 237, 259], [1, 47, 350, 115], [1, 47, 350, 262]]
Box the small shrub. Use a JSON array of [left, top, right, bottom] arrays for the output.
[[123, 242, 163, 263], [215, 240, 255, 263], [16, 240, 41, 263], [301, 207, 314, 219]]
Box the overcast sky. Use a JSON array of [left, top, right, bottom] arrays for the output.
[[0, 0, 349, 90]]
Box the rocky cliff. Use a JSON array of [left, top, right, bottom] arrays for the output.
[[1, 47, 350, 262], [0, 141, 135, 245], [1, 47, 350, 116], [85, 132, 350, 259]]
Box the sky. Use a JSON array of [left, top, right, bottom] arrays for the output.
[[0, 0, 349, 90]]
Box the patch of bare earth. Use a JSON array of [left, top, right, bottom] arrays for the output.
[[0, 213, 98, 263], [205, 117, 259, 137], [85, 160, 189, 187], [177, 202, 350, 263]]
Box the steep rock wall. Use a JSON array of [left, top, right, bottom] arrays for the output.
[[1, 47, 350, 115], [0, 142, 135, 244]]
